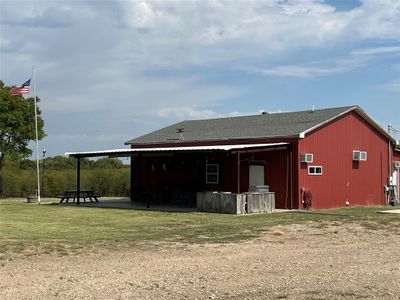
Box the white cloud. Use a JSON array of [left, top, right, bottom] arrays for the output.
[[156, 107, 223, 120], [380, 78, 400, 92], [42, 74, 241, 114], [3, 0, 400, 77], [155, 107, 267, 120], [54, 133, 128, 143], [120, 1, 164, 30], [352, 46, 400, 56], [2, 0, 400, 155], [256, 45, 400, 78], [256, 56, 366, 78]]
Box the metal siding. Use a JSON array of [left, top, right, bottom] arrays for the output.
[[299, 112, 389, 209], [239, 149, 288, 208], [393, 150, 400, 162], [292, 143, 300, 209], [131, 149, 289, 208]]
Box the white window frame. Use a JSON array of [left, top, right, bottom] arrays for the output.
[[360, 151, 367, 161], [308, 166, 323, 176], [206, 163, 219, 184], [353, 150, 367, 161], [300, 153, 313, 163]]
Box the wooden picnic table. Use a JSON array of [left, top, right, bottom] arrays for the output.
[[58, 190, 100, 204]]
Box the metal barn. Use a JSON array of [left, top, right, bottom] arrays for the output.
[[67, 105, 399, 210]]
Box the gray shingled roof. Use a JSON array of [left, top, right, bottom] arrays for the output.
[[125, 106, 356, 145]]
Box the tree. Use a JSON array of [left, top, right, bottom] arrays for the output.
[[0, 80, 45, 197], [92, 157, 125, 169]]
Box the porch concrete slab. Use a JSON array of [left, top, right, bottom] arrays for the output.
[[59, 197, 197, 212], [274, 209, 297, 213], [377, 209, 400, 214]]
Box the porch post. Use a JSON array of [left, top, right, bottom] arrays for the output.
[[288, 145, 293, 209], [130, 154, 134, 201], [237, 152, 241, 194], [77, 157, 81, 205]]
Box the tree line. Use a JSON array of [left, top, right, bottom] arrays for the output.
[[1, 80, 130, 198], [12, 156, 128, 170], [2, 157, 130, 198]]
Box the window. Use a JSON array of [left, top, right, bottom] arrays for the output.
[[308, 166, 322, 175], [206, 163, 219, 184]]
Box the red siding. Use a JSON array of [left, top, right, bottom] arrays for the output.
[[238, 149, 289, 209], [130, 148, 290, 208], [393, 150, 400, 162], [298, 111, 390, 209], [130, 110, 395, 210]]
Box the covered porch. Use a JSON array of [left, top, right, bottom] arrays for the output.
[[65, 142, 295, 210]]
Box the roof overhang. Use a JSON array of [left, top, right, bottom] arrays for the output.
[[65, 142, 289, 158]]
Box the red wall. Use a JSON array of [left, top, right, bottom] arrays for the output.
[[238, 148, 290, 209], [393, 149, 400, 162], [298, 111, 390, 209], [130, 148, 291, 208]]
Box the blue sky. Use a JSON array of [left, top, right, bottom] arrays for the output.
[[1, 0, 399, 158]]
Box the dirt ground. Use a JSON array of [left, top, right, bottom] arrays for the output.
[[1, 222, 400, 300]]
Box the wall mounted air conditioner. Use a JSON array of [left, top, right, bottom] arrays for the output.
[[353, 150, 367, 161], [300, 153, 313, 163], [394, 161, 400, 169]]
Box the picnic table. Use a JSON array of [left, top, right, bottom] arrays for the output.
[[58, 190, 100, 204]]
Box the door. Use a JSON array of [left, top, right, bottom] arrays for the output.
[[249, 165, 264, 188]]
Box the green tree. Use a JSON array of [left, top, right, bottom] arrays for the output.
[[0, 80, 45, 197], [92, 157, 125, 169]]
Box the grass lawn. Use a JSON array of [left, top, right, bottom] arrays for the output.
[[0, 198, 399, 259]]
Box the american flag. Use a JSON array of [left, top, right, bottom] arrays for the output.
[[10, 79, 31, 96]]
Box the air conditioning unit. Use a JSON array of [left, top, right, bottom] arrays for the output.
[[300, 153, 313, 163], [394, 161, 400, 169], [353, 150, 367, 161]]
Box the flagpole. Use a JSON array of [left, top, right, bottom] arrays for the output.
[[33, 66, 41, 204]]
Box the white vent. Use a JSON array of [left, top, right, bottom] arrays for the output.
[[301, 153, 313, 163], [394, 161, 400, 169], [360, 151, 367, 161], [353, 150, 367, 161]]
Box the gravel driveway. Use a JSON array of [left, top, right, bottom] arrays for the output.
[[1, 222, 399, 299]]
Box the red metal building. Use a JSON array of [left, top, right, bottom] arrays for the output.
[[298, 110, 392, 208], [124, 106, 398, 209], [67, 105, 399, 209]]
